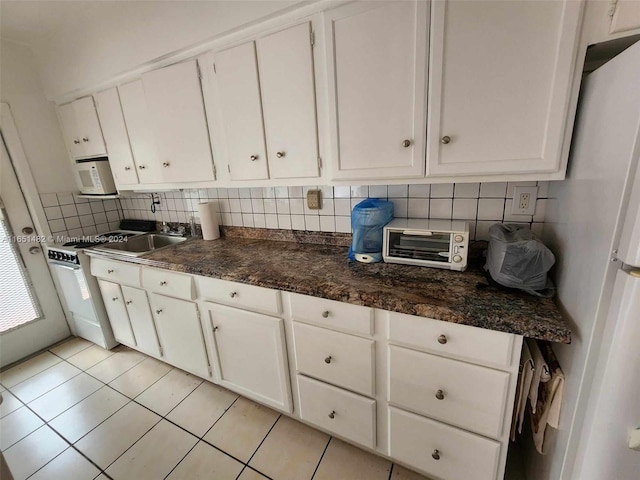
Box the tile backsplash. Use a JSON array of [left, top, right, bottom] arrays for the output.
[[116, 181, 548, 241]]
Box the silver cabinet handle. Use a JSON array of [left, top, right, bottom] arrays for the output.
[[112, 297, 118, 302], [435, 389, 445, 400], [276, 151, 285, 158], [138, 165, 146, 170], [230, 291, 238, 298], [328, 410, 336, 419], [156, 309, 163, 314], [159, 281, 167, 286], [402, 139, 412, 148], [322, 310, 330, 318], [124, 166, 131, 171], [250, 155, 259, 161], [126, 300, 133, 305], [82, 137, 89, 142], [432, 449, 441, 460], [73, 139, 80, 144], [107, 269, 114, 274], [324, 355, 332, 364], [438, 334, 447, 345], [441, 136, 451, 144], [162, 162, 170, 167]]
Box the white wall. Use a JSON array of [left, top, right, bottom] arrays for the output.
[[1, 39, 75, 194], [25, 1, 299, 100]]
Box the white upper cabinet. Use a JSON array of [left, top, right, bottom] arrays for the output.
[[324, 1, 429, 180], [426, 0, 583, 177], [142, 60, 215, 183], [257, 22, 319, 179], [118, 80, 163, 184], [610, 0, 640, 34], [58, 96, 107, 159], [210, 42, 269, 181], [94, 88, 139, 186]]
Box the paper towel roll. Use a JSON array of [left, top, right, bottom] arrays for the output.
[[198, 201, 220, 240]]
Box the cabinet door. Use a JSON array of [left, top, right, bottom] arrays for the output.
[[426, 0, 582, 177], [325, 1, 428, 180], [118, 80, 163, 184], [257, 22, 319, 179], [94, 88, 139, 186], [204, 303, 292, 412], [58, 102, 83, 158], [610, 0, 640, 34], [148, 293, 210, 378], [142, 60, 215, 183], [73, 96, 107, 158], [212, 42, 269, 181], [98, 280, 136, 345], [121, 285, 161, 357]]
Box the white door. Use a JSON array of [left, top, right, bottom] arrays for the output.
[[142, 60, 215, 183], [121, 285, 161, 357], [73, 96, 107, 158], [118, 80, 163, 184], [149, 293, 210, 378], [257, 22, 319, 179], [94, 88, 139, 186], [205, 303, 292, 412], [426, 0, 582, 176], [211, 42, 269, 181], [325, 1, 428, 180], [0, 109, 70, 367], [97, 279, 135, 346]]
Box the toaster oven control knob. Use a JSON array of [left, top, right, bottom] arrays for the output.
[[454, 235, 464, 243], [453, 255, 462, 263]]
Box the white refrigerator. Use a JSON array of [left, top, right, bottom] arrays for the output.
[[543, 40, 640, 480]]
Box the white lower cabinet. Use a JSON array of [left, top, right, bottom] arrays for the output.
[[120, 286, 161, 357], [148, 293, 211, 378], [202, 302, 292, 413], [97, 279, 136, 345], [297, 374, 376, 448], [389, 406, 501, 480]]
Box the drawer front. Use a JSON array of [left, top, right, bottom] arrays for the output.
[[388, 311, 515, 368], [293, 322, 374, 396], [289, 293, 373, 336], [389, 407, 501, 480], [90, 258, 140, 287], [298, 375, 376, 448], [142, 267, 195, 300], [389, 346, 510, 438], [196, 276, 281, 315]]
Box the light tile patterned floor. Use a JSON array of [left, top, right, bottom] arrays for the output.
[[0, 337, 521, 480]]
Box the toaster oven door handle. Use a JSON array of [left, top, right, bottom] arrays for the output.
[[438, 252, 451, 257], [402, 230, 434, 236]]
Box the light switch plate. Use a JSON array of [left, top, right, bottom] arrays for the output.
[[512, 186, 538, 215], [307, 189, 321, 210]]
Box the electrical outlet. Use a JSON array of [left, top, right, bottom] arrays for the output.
[[307, 189, 321, 210], [511, 186, 538, 215]]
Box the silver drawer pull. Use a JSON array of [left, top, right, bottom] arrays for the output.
[[111, 297, 118, 302], [435, 389, 445, 400], [126, 300, 132, 305], [324, 355, 332, 364], [437, 334, 448, 345], [156, 309, 163, 314], [432, 449, 441, 460], [230, 291, 238, 298], [107, 269, 114, 274], [321, 310, 330, 318], [328, 410, 336, 419], [159, 281, 167, 286]]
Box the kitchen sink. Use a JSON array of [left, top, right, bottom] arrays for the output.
[[91, 233, 187, 257]]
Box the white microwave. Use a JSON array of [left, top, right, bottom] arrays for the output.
[[383, 219, 470, 271], [75, 158, 117, 195]]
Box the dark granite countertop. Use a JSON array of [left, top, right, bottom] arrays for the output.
[[99, 232, 571, 343]]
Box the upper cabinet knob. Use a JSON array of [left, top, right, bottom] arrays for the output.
[[438, 334, 448, 345], [138, 165, 146, 170], [276, 151, 286, 158], [73, 139, 81, 144], [324, 355, 332, 364], [230, 291, 238, 298], [107, 269, 114, 274], [82, 137, 89, 142], [441, 135, 451, 144], [124, 166, 131, 171], [159, 281, 167, 286], [162, 162, 170, 168], [126, 300, 133, 305], [112, 297, 118, 302], [432, 449, 441, 460], [250, 155, 259, 161], [435, 389, 445, 400], [402, 139, 412, 148]]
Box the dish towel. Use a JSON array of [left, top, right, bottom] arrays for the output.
[[511, 341, 535, 441], [530, 341, 565, 454], [527, 338, 552, 413]]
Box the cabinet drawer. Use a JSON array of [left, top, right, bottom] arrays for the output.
[[389, 346, 510, 438], [388, 311, 515, 368], [196, 276, 281, 315], [289, 293, 373, 336], [142, 267, 195, 300], [293, 323, 374, 396], [298, 375, 376, 449], [389, 407, 501, 480], [91, 258, 140, 287]]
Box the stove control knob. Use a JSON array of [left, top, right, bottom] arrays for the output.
[[453, 255, 462, 263]]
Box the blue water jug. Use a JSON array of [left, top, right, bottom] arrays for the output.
[[348, 198, 394, 263]]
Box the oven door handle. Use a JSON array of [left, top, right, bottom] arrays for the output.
[[49, 261, 81, 270]]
